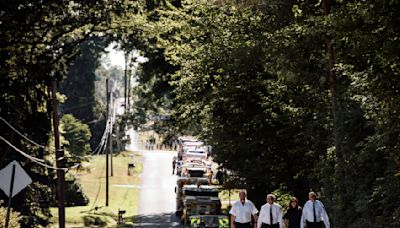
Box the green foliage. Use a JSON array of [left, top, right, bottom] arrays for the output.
[[61, 38, 109, 123], [0, 200, 21, 228], [0, 0, 124, 226], [120, 0, 400, 226], [2, 0, 400, 227], [64, 174, 89, 207], [60, 114, 92, 157]]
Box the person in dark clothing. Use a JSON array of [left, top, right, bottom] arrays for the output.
[[172, 156, 177, 174], [283, 197, 302, 228], [216, 170, 224, 184]]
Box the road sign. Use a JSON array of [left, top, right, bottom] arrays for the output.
[[0, 160, 32, 198]]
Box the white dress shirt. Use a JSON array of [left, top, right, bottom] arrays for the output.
[[229, 200, 259, 223], [300, 200, 330, 228], [257, 203, 283, 228]]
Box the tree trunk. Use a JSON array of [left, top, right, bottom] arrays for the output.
[[323, 0, 346, 226]]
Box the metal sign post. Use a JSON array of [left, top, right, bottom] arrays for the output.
[[0, 161, 32, 228], [5, 164, 16, 228]]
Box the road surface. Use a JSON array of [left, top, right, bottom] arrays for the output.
[[133, 150, 181, 227]]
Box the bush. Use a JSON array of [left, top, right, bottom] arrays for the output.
[[60, 114, 92, 157], [83, 215, 108, 226], [0, 200, 21, 228], [65, 179, 89, 207]]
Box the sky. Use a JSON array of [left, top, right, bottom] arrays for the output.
[[102, 42, 148, 69]]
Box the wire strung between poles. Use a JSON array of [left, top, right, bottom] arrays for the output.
[[0, 116, 47, 149], [0, 135, 81, 171]]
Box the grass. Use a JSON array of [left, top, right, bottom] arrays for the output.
[[50, 151, 142, 227], [219, 189, 242, 213]]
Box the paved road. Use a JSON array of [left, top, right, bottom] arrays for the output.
[[133, 150, 181, 227]]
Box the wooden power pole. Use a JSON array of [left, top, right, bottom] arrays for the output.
[[124, 51, 128, 113], [51, 79, 65, 228], [110, 90, 114, 177], [106, 79, 110, 206]]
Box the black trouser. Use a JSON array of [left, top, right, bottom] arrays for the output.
[[306, 221, 324, 228], [261, 223, 279, 228], [234, 222, 252, 228]]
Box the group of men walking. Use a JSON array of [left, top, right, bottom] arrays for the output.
[[229, 191, 330, 228]]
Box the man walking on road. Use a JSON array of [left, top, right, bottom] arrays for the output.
[[257, 194, 283, 228], [301, 191, 330, 228], [229, 190, 259, 228]]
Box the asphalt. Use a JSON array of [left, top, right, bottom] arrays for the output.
[[133, 150, 182, 227]]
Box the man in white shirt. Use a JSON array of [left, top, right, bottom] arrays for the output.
[[300, 192, 330, 228], [257, 194, 283, 228], [229, 190, 259, 228]]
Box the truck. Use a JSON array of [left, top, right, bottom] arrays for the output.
[[182, 148, 208, 163], [180, 164, 211, 178], [180, 185, 221, 226], [176, 177, 210, 216]]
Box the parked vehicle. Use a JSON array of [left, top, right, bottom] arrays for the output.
[[175, 177, 210, 216], [183, 148, 208, 162], [181, 185, 221, 226]]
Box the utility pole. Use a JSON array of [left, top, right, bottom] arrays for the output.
[[106, 79, 110, 206], [110, 90, 114, 177], [127, 66, 131, 111], [124, 51, 128, 113], [52, 79, 65, 228]]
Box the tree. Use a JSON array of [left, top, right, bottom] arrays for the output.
[[123, 1, 400, 226], [60, 114, 92, 157], [0, 0, 124, 226]]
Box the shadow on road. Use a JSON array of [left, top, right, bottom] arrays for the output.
[[129, 212, 182, 227]]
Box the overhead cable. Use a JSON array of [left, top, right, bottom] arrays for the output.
[[0, 116, 47, 149], [0, 135, 63, 170], [0, 135, 81, 171], [90, 118, 112, 155]]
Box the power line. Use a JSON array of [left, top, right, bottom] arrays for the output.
[[90, 119, 112, 155], [0, 135, 62, 170], [0, 116, 47, 149], [0, 135, 81, 171], [97, 131, 109, 156], [90, 93, 116, 156], [90, 155, 107, 210], [93, 118, 113, 155], [0, 113, 114, 157]]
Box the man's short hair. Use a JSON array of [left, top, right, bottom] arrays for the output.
[[309, 191, 317, 197], [267, 194, 276, 201]]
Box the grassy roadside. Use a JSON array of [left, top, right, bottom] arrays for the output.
[[50, 151, 142, 227], [219, 189, 240, 211]]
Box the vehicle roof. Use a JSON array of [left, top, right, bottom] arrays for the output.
[[183, 141, 204, 146], [183, 185, 219, 191], [184, 195, 220, 201], [178, 136, 199, 142], [186, 149, 206, 154], [186, 167, 207, 171]]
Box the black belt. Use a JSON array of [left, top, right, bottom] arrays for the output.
[[234, 221, 252, 228], [261, 223, 279, 228], [235, 222, 251, 224]]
